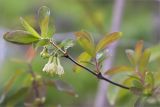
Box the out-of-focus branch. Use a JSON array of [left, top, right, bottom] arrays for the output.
[[153, 0, 160, 43], [94, 0, 125, 107], [28, 64, 44, 107]]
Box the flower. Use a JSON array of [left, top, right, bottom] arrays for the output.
[[42, 56, 64, 76], [55, 57, 64, 76]]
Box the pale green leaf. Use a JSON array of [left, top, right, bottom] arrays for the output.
[[96, 32, 122, 52], [20, 17, 40, 38], [132, 80, 143, 89], [35, 39, 49, 48], [143, 72, 154, 95], [74, 31, 95, 56], [148, 44, 160, 62], [125, 49, 136, 66], [5, 87, 28, 106], [135, 40, 144, 59], [105, 66, 134, 75], [73, 52, 92, 72], [38, 6, 50, 37], [60, 39, 74, 51], [0, 71, 22, 104], [3, 30, 39, 44], [139, 49, 151, 72]]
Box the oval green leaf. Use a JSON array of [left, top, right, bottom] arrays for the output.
[[38, 6, 50, 37], [139, 49, 151, 72], [74, 31, 95, 56], [96, 32, 122, 52], [105, 66, 134, 75], [73, 52, 92, 72], [3, 30, 40, 44], [20, 17, 40, 38]]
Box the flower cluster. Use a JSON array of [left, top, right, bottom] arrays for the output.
[[42, 56, 64, 76]]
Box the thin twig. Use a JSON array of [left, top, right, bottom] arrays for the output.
[[28, 64, 44, 107], [50, 40, 130, 90]]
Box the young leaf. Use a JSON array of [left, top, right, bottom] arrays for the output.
[[20, 17, 41, 38], [47, 24, 56, 38], [123, 77, 138, 86], [96, 32, 122, 52], [60, 39, 74, 51], [4, 87, 29, 106], [96, 50, 109, 65], [3, 30, 39, 44], [74, 31, 95, 56], [132, 80, 143, 89], [148, 44, 160, 62], [130, 87, 142, 95], [143, 72, 154, 95], [135, 40, 144, 59], [144, 72, 154, 88], [139, 49, 151, 72], [73, 52, 92, 72], [125, 49, 136, 66], [105, 66, 134, 75], [35, 39, 49, 48], [38, 6, 50, 37], [0, 71, 22, 104]]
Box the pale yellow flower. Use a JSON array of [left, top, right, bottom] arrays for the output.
[[42, 56, 64, 76]]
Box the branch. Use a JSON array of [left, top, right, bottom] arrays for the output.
[[49, 40, 130, 90], [28, 64, 44, 107]]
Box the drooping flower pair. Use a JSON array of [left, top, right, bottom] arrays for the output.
[[42, 56, 64, 76]]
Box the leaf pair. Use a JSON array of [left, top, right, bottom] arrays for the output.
[[125, 41, 151, 72], [75, 31, 122, 57], [3, 6, 52, 45], [74, 31, 122, 72]]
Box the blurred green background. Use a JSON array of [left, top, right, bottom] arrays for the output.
[[0, 0, 159, 107]]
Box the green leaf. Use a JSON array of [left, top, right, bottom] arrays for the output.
[[4, 87, 29, 106], [73, 52, 92, 72], [96, 50, 109, 66], [125, 49, 136, 66], [79, 61, 95, 66], [38, 6, 50, 37], [135, 40, 144, 60], [35, 39, 49, 48], [143, 72, 154, 95], [96, 32, 122, 52], [60, 39, 74, 51], [123, 76, 140, 87], [132, 80, 143, 89], [148, 44, 160, 62], [130, 87, 142, 95], [20, 17, 41, 38], [47, 24, 56, 38], [0, 71, 22, 104], [105, 66, 134, 75], [139, 49, 151, 72], [74, 31, 95, 56], [3, 30, 39, 44]]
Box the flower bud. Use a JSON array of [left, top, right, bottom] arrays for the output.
[[40, 47, 50, 58]]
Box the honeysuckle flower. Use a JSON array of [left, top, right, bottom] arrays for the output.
[[42, 56, 64, 76], [42, 56, 57, 74], [55, 57, 64, 76]]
